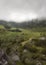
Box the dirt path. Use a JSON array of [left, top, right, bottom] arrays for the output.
[[21, 38, 32, 46]]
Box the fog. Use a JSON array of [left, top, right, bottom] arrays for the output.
[[0, 0, 46, 22]]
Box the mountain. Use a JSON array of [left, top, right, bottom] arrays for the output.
[[0, 20, 11, 29], [0, 19, 46, 29], [9, 19, 46, 29]]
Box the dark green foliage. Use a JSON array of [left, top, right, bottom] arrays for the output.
[[31, 38, 46, 47], [24, 43, 38, 53], [6, 47, 11, 55], [41, 48, 46, 55]]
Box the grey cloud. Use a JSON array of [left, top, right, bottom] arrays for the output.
[[0, 0, 46, 21]]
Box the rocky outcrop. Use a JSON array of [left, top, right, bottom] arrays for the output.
[[0, 49, 20, 65], [0, 49, 8, 65]]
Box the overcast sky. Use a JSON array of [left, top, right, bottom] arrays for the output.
[[0, 0, 46, 22]]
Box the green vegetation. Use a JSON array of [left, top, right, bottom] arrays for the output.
[[0, 20, 46, 65], [0, 25, 5, 29]]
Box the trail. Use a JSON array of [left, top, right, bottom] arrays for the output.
[[21, 38, 32, 46]]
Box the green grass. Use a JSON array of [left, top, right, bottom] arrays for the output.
[[0, 27, 46, 65], [0, 25, 5, 29]]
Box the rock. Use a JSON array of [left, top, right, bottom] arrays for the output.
[[39, 37, 46, 40], [0, 49, 8, 65], [11, 54, 20, 61], [0, 61, 2, 65], [23, 49, 28, 53], [36, 61, 42, 65], [0, 49, 4, 59]]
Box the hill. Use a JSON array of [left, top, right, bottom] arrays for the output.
[[8, 19, 46, 29], [0, 19, 46, 30]]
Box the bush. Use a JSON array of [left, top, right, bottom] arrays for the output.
[[31, 39, 46, 47], [24, 43, 38, 53], [41, 48, 46, 55]]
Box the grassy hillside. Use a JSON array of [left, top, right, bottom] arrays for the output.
[[0, 26, 46, 65], [0, 20, 46, 65], [0, 25, 5, 29]]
